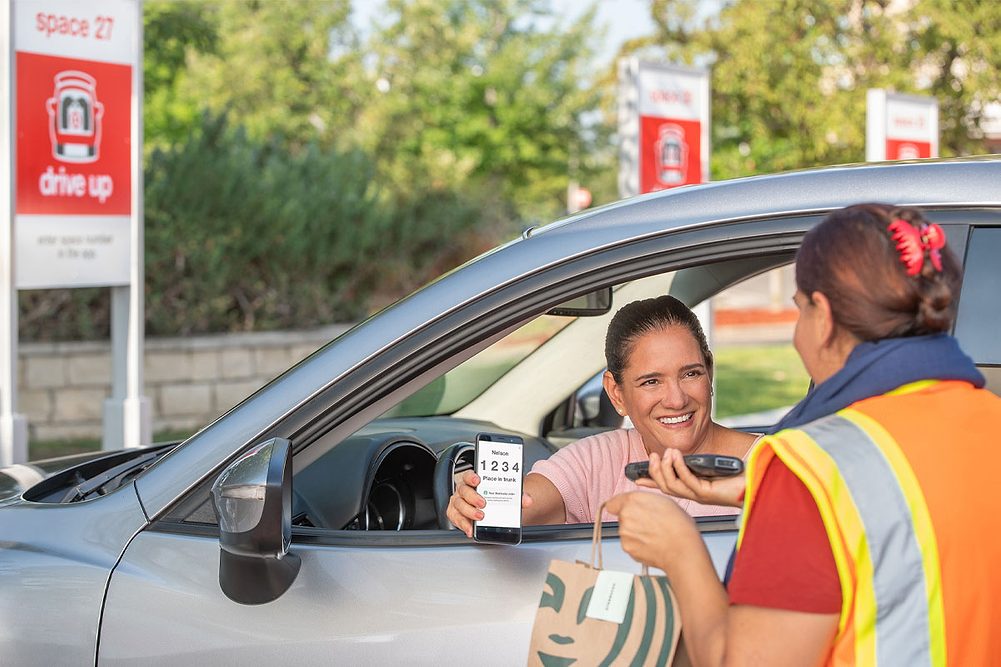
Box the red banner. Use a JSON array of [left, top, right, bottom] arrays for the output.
[[885, 139, 931, 160], [16, 51, 132, 215], [639, 117, 702, 192]]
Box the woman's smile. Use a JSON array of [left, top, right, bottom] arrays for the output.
[[657, 412, 695, 427]]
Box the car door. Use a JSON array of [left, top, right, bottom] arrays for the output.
[[96, 203, 997, 664], [98, 518, 739, 664]]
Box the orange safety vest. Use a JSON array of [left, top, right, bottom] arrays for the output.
[[738, 380, 1001, 666]]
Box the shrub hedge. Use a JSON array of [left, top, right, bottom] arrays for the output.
[[20, 113, 509, 341]]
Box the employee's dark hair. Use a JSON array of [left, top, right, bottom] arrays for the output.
[[796, 203, 961, 340], [605, 295, 713, 383]]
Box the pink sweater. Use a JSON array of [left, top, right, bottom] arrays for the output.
[[530, 428, 740, 523]]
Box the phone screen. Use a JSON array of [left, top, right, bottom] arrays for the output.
[[473, 433, 523, 545]]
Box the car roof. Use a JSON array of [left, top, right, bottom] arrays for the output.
[[537, 156, 1001, 241]]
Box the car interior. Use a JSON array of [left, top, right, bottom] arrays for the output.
[[287, 252, 799, 533]]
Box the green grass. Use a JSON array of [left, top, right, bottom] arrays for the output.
[[714, 343, 810, 418]]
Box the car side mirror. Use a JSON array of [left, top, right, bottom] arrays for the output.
[[211, 437, 301, 604]]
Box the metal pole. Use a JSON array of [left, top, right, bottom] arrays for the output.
[[617, 57, 639, 200], [125, 0, 150, 448], [866, 88, 886, 162], [103, 0, 149, 449], [103, 286, 127, 449], [0, 0, 27, 464]]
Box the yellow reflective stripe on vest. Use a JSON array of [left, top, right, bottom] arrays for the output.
[[763, 429, 861, 641], [794, 412, 944, 667]]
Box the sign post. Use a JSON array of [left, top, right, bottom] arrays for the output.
[[618, 59, 710, 198], [866, 89, 939, 161], [4, 0, 148, 462], [618, 59, 714, 400], [2, 0, 29, 466]]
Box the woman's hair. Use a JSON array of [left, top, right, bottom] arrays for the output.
[[796, 203, 962, 341], [605, 295, 712, 383]]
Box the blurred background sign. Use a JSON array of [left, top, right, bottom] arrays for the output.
[[618, 59, 710, 197], [566, 181, 592, 214], [14, 0, 136, 288], [866, 89, 939, 162]]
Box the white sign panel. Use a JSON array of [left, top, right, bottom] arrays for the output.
[[16, 215, 130, 288], [637, 66, 703, 121], [14, 0, 137, 288], [16, 1, 135, 63], [619, 60, 710, 198], [866, 89, 939, 162]]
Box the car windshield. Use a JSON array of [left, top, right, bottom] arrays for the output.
[[381, 315, 574, 417]]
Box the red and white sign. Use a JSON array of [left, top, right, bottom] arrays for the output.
[[13, 0, 137, 288], [619, 61, 709, 197], [566, 182, 592, 213], [866, 89, 938, 162]]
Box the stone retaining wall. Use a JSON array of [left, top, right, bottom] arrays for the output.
[[19, 324, 350, 443]]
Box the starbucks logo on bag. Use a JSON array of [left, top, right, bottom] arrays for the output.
[[529, 563, 679, 666]]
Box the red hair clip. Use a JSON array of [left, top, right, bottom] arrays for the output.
[[887, 218, 945, 276]]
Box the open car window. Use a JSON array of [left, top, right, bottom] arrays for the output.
[[286, 255, 812, 533], [380, 315, 574, 418], [711, 263, 810, 429]]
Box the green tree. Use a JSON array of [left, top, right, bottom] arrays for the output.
[[174, 0, 363, 150], [144, 1, 219, 147], [623, 0, 1001, 180], [358, 0, 605, 222], [913, 0, 1001, 155]]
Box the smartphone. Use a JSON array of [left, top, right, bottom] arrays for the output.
[[473, 433, 524, 545], [624, 454, 744, 481]]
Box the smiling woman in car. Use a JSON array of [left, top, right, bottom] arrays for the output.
[[446, 295, 758, 534], [609, 204, 1001, 666]]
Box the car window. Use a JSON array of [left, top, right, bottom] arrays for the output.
[[272, 247, 803, 535], [953, 226, 1001, 396], [709, 264, 810, 427], [954, 227, 1001, 365], [380, 315, 574, 417]]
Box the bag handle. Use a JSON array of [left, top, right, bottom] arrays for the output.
[[591, 500, 649, 575], [590, 503, 606, 569]]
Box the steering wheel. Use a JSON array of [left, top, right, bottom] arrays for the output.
[[433, 441, 475, 529]]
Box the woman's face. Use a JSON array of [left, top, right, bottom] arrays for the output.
[[604, 325, 713, 456], [792, 290, 822, 382], [793, 289, 847, 385]]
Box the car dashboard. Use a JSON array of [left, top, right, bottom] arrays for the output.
[[291, 417, 556, 531]]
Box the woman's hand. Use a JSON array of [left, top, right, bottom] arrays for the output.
[[635, 449, 746, 508], [445, 470, 534, 538], [604, 491, 703, 572], [607, 491, 838, 667]]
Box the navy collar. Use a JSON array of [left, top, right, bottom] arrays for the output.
[[768, 334, 984, 433]]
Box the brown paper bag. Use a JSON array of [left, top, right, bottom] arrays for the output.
[[526, 510, 681, 666]]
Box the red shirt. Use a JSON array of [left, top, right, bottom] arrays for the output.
[[727, 456, 842, 613]]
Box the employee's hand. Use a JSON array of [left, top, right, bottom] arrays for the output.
[[635, 450, 745, 508], [446, 470, 533, 538], [605, 491, 701, 572]]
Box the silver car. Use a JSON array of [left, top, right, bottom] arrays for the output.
[[2, 158, 999, 665]]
